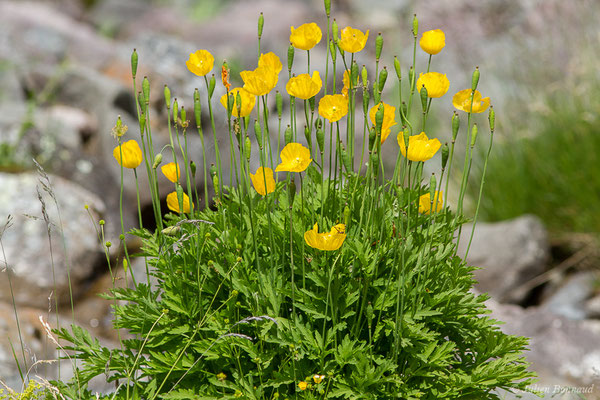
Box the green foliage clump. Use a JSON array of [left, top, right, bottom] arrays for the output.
[[0, 380, 54, 400]]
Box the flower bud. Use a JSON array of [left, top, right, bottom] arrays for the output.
[[343, 205, 351, 227], [361, 65, 368, 87], [180, 107, 187, 125], [288, 44, 295, 72], [208, 76, 216, 99], [142, 76, 150, 104], [131, 49, 138, 79], [276, 91, 283, 119], [139, 112, 146, 134], [400, 102, 408, 125], [176, 184, 184, 213], [314, 117, 323, 130], [351, 62, 359, 86], [362, 90, 370, 114], [123, 259, 128, 273], [378, 67, 388, 93], [152, 153, 162, 169], [258, 12, 264, 38], [408, 67, 415, 91], [190, 161, 196, 177], [451, 112, 460, 141], [309, 96, 315, 112], [488, 106, 495, 132], [212, 175, 219, 196], [316, 128, 325, 153], [324, 0, 331, 16], [210, 163, 217, 177], [138, 91, 146, 114], [329, 40, 336, 62], [285, 125, 293, 144], [105, 241, 111, 248], [236, 91, 242, 117], [254, 120, 262, 144], [172, 99, 179, 124], [164, 85, 171, 108], [332, 19, 339, 42], [373, 91, 380, 105], [99, 219, 105, 226], [288, 176, 296, 205], [471, 123, 478, 147], [441, 143, 449, 169], [245, 136, 252, 161], [429, 174, 436, 199], [304, 125, 311, 148], [162, 226, 180, 236], [227, 93, 235, 118], [420, 85, 428, 111], [394, 56, 401, 80], [375, 33, 383, 61], [369, 128, 376, 150], [374, 103, 384, 135], [194, 88, 202, 127], [370, 152, 379, 168], [471, 67, 480, 91], [412, 14, 418, 37]]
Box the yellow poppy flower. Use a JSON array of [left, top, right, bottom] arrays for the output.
[[419, 29, 446, 55], [419, 191, 444, 214], [313, 374, 325, 384], [220, 87, 256, 117], [249, 166, 276, 196], [275, 143, 312, 173], [258, 52, 283, 75], [286, 71, 322, 99], [416, 72, 450, 98], [166, 191, 193, 213], [369, 102, 397, 143], [338, 26, 369, 53], [298, 381, 308, 391], [186, 50, 214, 77], [304, 223, 346, 251], [318, 94, 348, 123], [241, 66, 278, 96], [290, 22, 322, 50], [452, 89, 490, 113], [161, 162, 180, 183], [397, 131, 442, 162], [113, 140, 143, 169]]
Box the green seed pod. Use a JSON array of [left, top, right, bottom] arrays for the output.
[[368, 128, 376, 150], [142, 76, 150, 104], [452, 112, 460, 141], [209, 163, 217, 177], [190, 161, 196, 177], [245, 136, 252, 161], [332, 19, 339, 42], [123, 259, 128, 273], [361, 65, 368, 87], [324, 0, 331, 16], [287, 44, 294, 72], [441, 143, 449, 169], [227, 93, 235, 118], [208, 76, 216, 99], [138, 91, 146, 114], [343, 205, 350, 227], [194, 88, 202, 127], [412, 14, 418, 37], [471, 123, 478, 147], [429, 174, 436, 199], [164, 85, 171, 108], [362, 90, 370, 114], [373, 91, 380, 105], [172, 99, 179, 124], [351, 62, 359, 86], [236, 91, 243, 116], [374, 103, 384, 135], [471, 66, 480, 91], [400, 102, 408, 125], [99, 219, 105, 226], [408, 66, 415, 91], [258, 12, 264, 38], [254, 120, 262, 144], [213, 175, 219, 196], [314, 117, 323, 131], [176, 184, 184, 212], [394, 56, 401, 80], [285, 125, 293, 144], [161, 226, 180, 236], [180, 107, 187, 125], [276, 91, 283, 119], [131, 49, 138, 79], [309, 96, 315, 112], [304, 125, 311, 148], [370, 152, 379, 168], [288, 176, 296, 205], [329, 40, 336, 62], [316, 128, 325, 153], [341, 144, 352, 172], [488, 105, 495, 132], [139, 111, 146, 134], [420, 85, 428, 111], [378, 66, 388, 93], [152, 153, 162, 169], [375, 33, 383, 61], [105, 241, 111, 248]]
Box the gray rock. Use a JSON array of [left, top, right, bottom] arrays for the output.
[[457, 215, 550, 303], [0, 172, 105, 308], [541, 271, 597, 320]]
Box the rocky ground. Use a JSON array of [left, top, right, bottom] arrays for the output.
[[1, 0, 599, 398]]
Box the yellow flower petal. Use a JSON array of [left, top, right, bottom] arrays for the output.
[[286, 71, 322, 99], [338, 26, 369, 53], [258, 52, 283, 75], [220, 87, 256, 117], [186, 50, 214, 77], [452, 89, 490, 113], [166, 191, 193, 213], [397, 131, 442, 162], [318, 94, 349, 123], [290, 23, 322, 50], [298, 381, 308, 391], [113, 140, 143, 169], [249, 166, 276, 196], [419, 191, 444, 214], [369, 102, 398, 143], [416, 72, 450, 98], [161, 162, 181, 183], [304, 223, 346, 251], [275, 143, 312, 173], [241, 66, 279, 96], [419, 29, 446, 55]]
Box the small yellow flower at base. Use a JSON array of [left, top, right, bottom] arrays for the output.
[[186, 50, 214, 77], [286, 71, 322, 100], [304, 223, 346, 251], [398, 131, 442, 162], [161, 162, 180, 183], [290, 22, 322, 50], [220, 87, 256, 117], [318, 94, 349, 123], [419, 191, 444, 215], [416, 72, 450, 98], [249, 166, 276, 196], [313, 374, 325, 384], [298, 381, 308, 391], [275, 143, 312, 173], [420, 29, 446, 55], [113, 140, 143, 169], [166, 191, 193, 214], [369, 102, 398, 144], [216, 372, 227, 382], [338, 26, 369, 53], [452, 89, 490, 113]]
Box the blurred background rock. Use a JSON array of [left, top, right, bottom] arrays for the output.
[[0, 0, 599, 397]]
